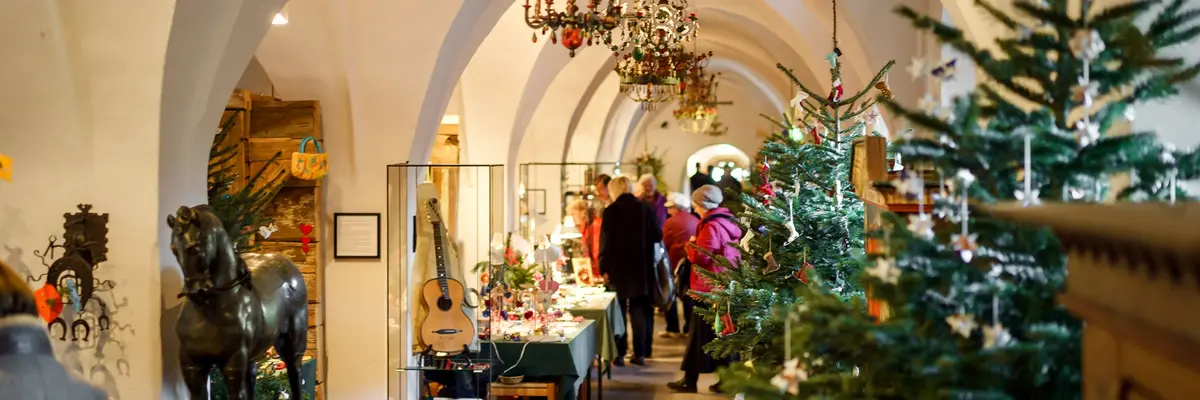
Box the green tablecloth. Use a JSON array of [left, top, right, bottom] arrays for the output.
[[489, 320, 597, 399], [563, 291, 625, 367]]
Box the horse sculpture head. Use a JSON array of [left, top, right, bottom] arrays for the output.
[[167, 206, 242, 299]]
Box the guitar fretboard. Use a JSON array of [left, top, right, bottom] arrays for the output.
[[430, 220, 450, 300]]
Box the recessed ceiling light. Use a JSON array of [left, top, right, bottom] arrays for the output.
[[272, 13, 288, 25]]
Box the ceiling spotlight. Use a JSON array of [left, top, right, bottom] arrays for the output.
[[272, 13, 288, 25]]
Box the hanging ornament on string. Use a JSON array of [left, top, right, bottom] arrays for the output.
[[762, 237, 780, 275], [982, 294, 1013, 349], [828, 78, 844, 103], [946, 310, 978, 338], [950, 169, 978, 262], [783, 198, 800, 245], [757, 162, 776, 205], [875, 80, 894, 99], [790, 92, 809, 116], [1015, 128, 1041, 206], [918, 94, 938, 114], [907, 213, 935, 240], [824, 47, 841, 69], [793, 247, 812, 283], [906, 58, 927, 81], [769, 358, 807, 395], [739, 229, 756, 253], [808, 126, 824, 146], [866, 257, 900, 285]]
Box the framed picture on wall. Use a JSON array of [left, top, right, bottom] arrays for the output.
[[333, 213, 381, 259]]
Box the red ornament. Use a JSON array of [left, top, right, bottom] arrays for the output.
[[523, 310, 535, 320], [827, 81, 844, 103], [810, 127, 823, 146], [794, 262, 814, 284], [757, 162, 776, 205], [561, 27, 583, 50], [33, 284, 63, 323], [300, 223, 314, 253], [720, 313, 737, 336]]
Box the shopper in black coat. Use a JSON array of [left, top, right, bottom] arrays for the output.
[[598, 176, 662, 366]]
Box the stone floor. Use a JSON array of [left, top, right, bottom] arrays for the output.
[[586, 313, 729, 400]]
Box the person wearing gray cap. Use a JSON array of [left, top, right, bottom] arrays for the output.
[[660, 192, 699, 338], [668, 184, 743, 394]]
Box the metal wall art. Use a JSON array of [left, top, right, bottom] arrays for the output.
[[29, 204, 116, 342]]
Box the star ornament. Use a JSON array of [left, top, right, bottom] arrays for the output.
[[866, 257, 901, 285], [906, 57, 927, 81], [951, 232, 979, 262], [1015, 188, 1042, 207], [907, 213, 935, 240], [891, 170, 925, 198], [918, 94, 938, 114], [945, 313, 978, 338], [770, 358, 808, 395], [983, 323, 1013, 349]]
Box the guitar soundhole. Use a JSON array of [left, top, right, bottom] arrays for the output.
[[437, 296, 453, 311]]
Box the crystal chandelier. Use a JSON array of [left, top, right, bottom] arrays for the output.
[[524, 0, 622, 57], [615, 47, 711, 110], [674, 70, 729, 135], [605, 0, 699, 56]]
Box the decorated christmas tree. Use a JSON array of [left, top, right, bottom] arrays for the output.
[[693, 0, 893, 367], [722, 0, 1200, 398], [207, 115, 287, 253]]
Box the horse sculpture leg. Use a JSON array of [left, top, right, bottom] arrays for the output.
[[244, 361, 257, 398], [275, 314, 308, 399], [221, 353, 253, 400], [179, 354, 212, 400]]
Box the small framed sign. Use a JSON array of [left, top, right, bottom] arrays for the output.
[[333, 213, 381, 259]]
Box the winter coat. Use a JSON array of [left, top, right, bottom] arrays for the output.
[[599, 193, 663, 299], [663, 211, 699, 267], [640, 191, 669, 228], [0, 315, 108, 400], [686, 208, 743, 294], [580, 217, 603, 276]]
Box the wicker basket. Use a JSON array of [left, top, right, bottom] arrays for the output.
[[497, 375, 525, 385]]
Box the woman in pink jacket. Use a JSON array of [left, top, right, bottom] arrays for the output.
[[668, 185, 742, 394]]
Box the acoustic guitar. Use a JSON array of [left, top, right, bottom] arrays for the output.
[[418, 198, 476, 355]]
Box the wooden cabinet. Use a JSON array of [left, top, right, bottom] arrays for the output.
[[223, 91, 326, 396], [988, 203, 1200, 400], [849, 136, 941, 320]]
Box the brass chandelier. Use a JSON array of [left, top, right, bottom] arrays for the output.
[[605, 0, 699, 57], [615, 47, 711, 110], [523, 0, 622, 57], [674, 72, 724, 135]]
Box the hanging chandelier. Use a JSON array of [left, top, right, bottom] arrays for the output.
[[615, 47, 711, 110], [524, 0, 622, 57], [604, 0, 699, 56], [674, 71, 721, 134]]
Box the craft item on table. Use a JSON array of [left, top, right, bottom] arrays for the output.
[[290, 137, 328, 180], [0, 153, 10, 182], [257, 223, 278, 239], [34, 284, 63, 323], [300, 223, 314, 253]]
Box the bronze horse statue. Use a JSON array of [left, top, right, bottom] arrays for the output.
[[168, 205, 308, 400]]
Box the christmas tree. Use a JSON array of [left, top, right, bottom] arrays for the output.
[[692, 0, 893, 367], [207, 115, 288, 253], [721, 0, 1200, 398]]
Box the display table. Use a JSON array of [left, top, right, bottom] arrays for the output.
[[487, 320, 597, 400], [557, 286, 624, 372]]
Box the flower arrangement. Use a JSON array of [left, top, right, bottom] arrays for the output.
[[474, 233, 537, 290]]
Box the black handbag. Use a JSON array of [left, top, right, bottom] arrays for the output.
[[652, 242, 676, 308], [674, 257, 691, 298]]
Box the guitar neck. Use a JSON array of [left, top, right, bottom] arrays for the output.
[[430, 221, 449, 298]]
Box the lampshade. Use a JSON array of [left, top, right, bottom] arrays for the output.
[[559, 216, 582, 239]]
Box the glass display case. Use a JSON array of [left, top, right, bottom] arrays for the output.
[[388, 164, 504, 400], [517, 162, 618, 240]]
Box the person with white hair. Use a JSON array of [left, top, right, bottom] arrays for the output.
[[659, 192, 699, 338], [636, 174, 668, 228], [599, 175, 662, 366]]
